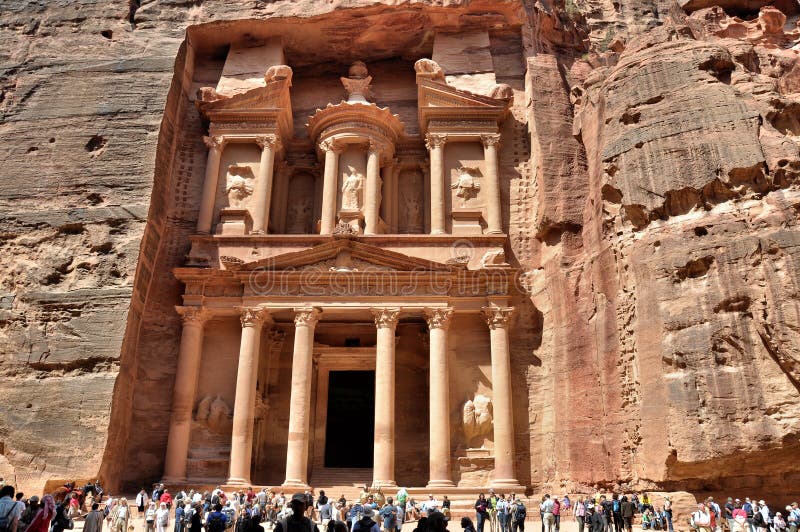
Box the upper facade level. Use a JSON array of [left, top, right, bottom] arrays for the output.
[[186, 35, 517, 271]]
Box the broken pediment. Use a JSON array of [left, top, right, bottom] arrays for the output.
[[225, 238, 453, 273]]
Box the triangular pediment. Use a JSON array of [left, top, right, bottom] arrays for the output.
[[228, 238, 453, 273], [418, 78, 510, 109]]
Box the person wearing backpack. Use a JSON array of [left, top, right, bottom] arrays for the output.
[[0, 486, 21, 532], [612, 495, 622, 532], [273, 494, 319, 532], [512, 498, 526, 532], [206, 504, 228, 532]]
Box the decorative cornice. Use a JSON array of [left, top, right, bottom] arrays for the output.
[[425, 133, 447, 151], [239, 307, 269, 328], [480, 133, 501, 148], [482, 306, 514, 329], [424, 307, 454, 330], [371, 308, 401, 329], [203, 135, 225, 151], [293, 307, 322, 327]]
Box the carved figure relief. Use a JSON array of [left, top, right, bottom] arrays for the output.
[[195, 395, 233, 434], [451, 166, 481, 207], [342, 167, 364, 210], [286, 172, 314, 234], [398, 170, 424, 233], [225, 165, 255, 208], [463, 394, 493, 448]]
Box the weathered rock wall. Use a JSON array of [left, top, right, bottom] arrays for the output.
[[1, 0, 798, 503]]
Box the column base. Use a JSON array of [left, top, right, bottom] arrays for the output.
[[490, 479, 525, 491], [225, 477, 252, 487], [426, 480, 455, 489], [281, 480, 311, 491], [160, 476, 186, 484], [485, 229, 504, 235], [371, 480, 397, 490]]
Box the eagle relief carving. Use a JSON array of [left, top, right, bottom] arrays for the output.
[[451, 166, 481, 206], [225, 165, 255, 208], [463, 394, 493, 448]]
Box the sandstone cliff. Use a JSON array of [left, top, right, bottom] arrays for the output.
[[0, 0, 798, 505]]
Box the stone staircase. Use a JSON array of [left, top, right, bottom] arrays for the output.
[[308, 468, 373, 500]]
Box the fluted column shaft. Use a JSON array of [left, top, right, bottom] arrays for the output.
[[283, 307, 321, 488], [227, 308, 269, 485], [163, 306, 208, 482], [320, 141, 341, 234], [251, 135, 277, 234], [482, 134, 503, 234], [197, 135, 225, 234], [365, 144, 381, 235], [426, 134, 447, 235], [372, 308, 400, 488], [424, 307, 454, 487], [483, 306, 520, 487]]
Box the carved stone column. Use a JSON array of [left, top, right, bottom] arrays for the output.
[[320, 140, 342, 234], [251, 135, 278, 234], [227, 307, 270, 486], [424, 307, 455, 487], [197, 135, 225, 234], [481, 134, 503, 234], [162, 306, 208, 482], [283, 307, 322, 488], [482, 306, 520, 488], [426, 133, 447, 235], [365, 142, 381, 235], [371, 307, 400, 488]]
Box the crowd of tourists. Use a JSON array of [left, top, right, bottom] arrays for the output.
[[1, 480, 799, 532]]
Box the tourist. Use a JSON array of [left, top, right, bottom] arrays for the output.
[[84, 503, 104, 532], [497, 495, 509, 532], [641, 509, 652, 530], [462, 517, 477, 532], [188, 503, 202, 532], [511, 498, 526, 532], [24, 495, 56, 532], [135, 490, 148, 520], [541, 495, 556, 532], [753, 502, 769, 532], [427, 512, 448, 532], [161, 492, 174, 511], [50, 500, 71, 532], [350, 499, 364, 531], [406, 500, 419, 522], [111, 499, 130, 532], [554, 497, 562, 532], [328, 521, 349, 532], [610, 495, 621, 532], [787, 505, 799, 532], [379, 498, 398, 532], [155, 503, 169, 532], [352, 508, 379, 532], [575, 498, 586, 532], [422, 496, 439, 517], [318, 497, 333, 527], [663, 497, 673, 532], [442, 496, 451, 519], [619, 497, 634, 532], [175, 502, 185, 532], [144, 502, 156, 532], [587, 504, 603, 532], [207, 504, 228, 532], [693, 503, 711, 532], [563, 497, 572, 519], [475, 494, 489, 532]]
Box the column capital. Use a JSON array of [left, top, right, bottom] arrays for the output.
[[203, 135, 225, 151], [482, 306, 514, 329], [176, 305, 210, 326], [424, 307, 454, 330], [319, 138, 344, 154], [239, 307, 270, 328], [480, 133, 501, 148], [371, 308, 401, 329], [255, 134, 279, 150], [293, 307, 322, 327], [425, 133, 447, 151]]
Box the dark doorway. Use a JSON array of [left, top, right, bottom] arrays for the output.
[[324, 370, 375, 468]]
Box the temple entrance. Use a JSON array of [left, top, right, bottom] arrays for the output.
[[324, 370, 375, 468]]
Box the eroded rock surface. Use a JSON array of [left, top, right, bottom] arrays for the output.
[[0, 0, 798, 508]]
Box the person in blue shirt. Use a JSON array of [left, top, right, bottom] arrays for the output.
[[379, 499, 398, 532]]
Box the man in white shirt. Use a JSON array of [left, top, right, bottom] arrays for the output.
[[0, 486, 21, 532], [422, 495, 439, 516], [541, 495, 556, 532]]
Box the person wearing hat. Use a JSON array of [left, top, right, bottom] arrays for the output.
[[352, 508, 379, 532], [274, 494, 319, 532]]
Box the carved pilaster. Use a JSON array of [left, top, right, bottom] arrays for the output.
[[176, 306, 209, 326], [425, 133, 447, 151], [482, 306, 514, 330], [480, 133, 501, 148], [319, 138, 344, 154], [423, 307, 454, 330], [203, 135, 225, 151], [293, 307, 322, 327], [255, 134, 279, 150], [239, 307, 269, 328], [371, 308, 401, 330]]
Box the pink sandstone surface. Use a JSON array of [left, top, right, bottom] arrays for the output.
[[0, 0, 798, 515]]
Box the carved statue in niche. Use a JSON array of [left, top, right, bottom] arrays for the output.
[[342, 167, 364, 210], [194, 395, 233, 434], [225, 165, 255, 208], [286, 197, 312, 233], [463, 394, 493, 448], [398, 170, 424, 233], [451, 166, 481, 207]]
